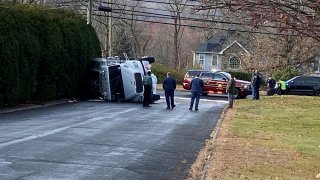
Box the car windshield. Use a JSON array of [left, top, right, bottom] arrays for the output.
[[200, 72, 213, 78], [286, 76, 298, 83], [220, 72, 231, 80], [186, 71, 204, 78]]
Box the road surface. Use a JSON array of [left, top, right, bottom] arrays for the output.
[[0, 92, 227, 180]]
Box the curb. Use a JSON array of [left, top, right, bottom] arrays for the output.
[[0, 99, 69, 114], [200, 105, 229, 180]]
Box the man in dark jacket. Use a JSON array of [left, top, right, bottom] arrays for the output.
[[143, 71, 152, 107], [189, 73, 204, 111], [226, 74, 236, 108], [163, 72, 176, 109], [251, 70, 261, 100], [267, 76, 276, 96]]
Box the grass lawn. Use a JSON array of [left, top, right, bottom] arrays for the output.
[[189, 95, 320, 179]]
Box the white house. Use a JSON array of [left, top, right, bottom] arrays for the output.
[[192, 30, 250, 71]]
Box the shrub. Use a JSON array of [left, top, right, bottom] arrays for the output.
[[273, 66, 300, 81], [0, 3, 101, 107], [151, 63, 186, 84], [226, 71, 252, 81]]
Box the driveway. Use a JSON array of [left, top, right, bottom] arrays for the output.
[[0, 94, 227, 180]]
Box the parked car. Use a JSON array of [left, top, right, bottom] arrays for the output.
[[183, 70, 252, 99], [275, 75, 320, 96], [182, 70, 209, 90]]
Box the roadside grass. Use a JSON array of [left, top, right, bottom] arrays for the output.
[[189, 95, 320, 179], [233, 96, 320, 157]]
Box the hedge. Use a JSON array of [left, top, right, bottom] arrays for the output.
[[226, 71, 252, 82], [0, 4, 101, 107], [151, 63, 186, 85]]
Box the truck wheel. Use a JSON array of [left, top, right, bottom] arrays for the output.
[[315, 90, 320, 96]]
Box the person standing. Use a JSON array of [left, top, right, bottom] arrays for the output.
[[163, 72, 176, 109], [189, 73, 204, 111], [250, 70, 256, 100], [226, 74, 236, 108], [151, 73, 157, 95], [279, 78, 286, 96], [143, 71, 152, 107], [251, 70, 261, 100], [267, 76, 276, 96], [150, 73, 158, 104]]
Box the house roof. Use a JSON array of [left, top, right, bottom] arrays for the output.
[[195, 30, 249, 54], [218, 41, 250, 55]]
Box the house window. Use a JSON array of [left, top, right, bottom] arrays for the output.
[[199, 54, 205, 65], [315, 58, 320, 72], [212, 55, 218, 66], [229, 56, 241, 69]]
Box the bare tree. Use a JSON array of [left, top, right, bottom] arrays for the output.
[[115, 0, 152, 58], [242, 33, 320, 72], [163, 0, 191, 69], [196, 0, 320, 42]]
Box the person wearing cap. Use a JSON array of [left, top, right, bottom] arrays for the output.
[[163, 72, 176, 109], [143, 71, 152, 107]]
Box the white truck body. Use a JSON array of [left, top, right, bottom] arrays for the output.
[[89, 56, 156, 102]]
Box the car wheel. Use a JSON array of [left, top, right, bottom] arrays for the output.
[[201, 93, 208, 96], [233, 88, 240, 99], [240, 95, 248, 99]]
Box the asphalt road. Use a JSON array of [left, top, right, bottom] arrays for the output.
[[0, 91, 227, 180]]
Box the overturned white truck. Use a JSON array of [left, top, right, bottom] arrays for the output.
[[88, 56, 158, 102]]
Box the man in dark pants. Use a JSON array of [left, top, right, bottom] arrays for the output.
[[189, 73, 204, 111], [251, 70, 261, 100], [163, 72, 176, 109], [267, 76, 276, 96], [143, 71, 152, 107], [226, 74, 236, 108], [250, 70, 256, 99]]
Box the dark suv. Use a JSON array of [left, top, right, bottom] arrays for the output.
[[275, 75, 320, 96]]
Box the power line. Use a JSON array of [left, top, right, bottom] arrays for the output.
[[88, 12, 305, 37], [101, 1, 254, 20], [55, 0, 319, 29], [129, 0, 200, 7], [89, 7, 318, 32], [52, 1, 319, 36]]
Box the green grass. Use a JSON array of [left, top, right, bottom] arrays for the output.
[[233, 96, 320, 155], [228, 95, 320, 179]]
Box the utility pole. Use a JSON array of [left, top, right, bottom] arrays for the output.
[[87, 0, 92, 25], [98, 5, 112, 57], [108, 0, 113, 57]]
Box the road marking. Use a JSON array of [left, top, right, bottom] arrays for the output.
[[0, 108, 136, 148], [160, 96, 228, 103]]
